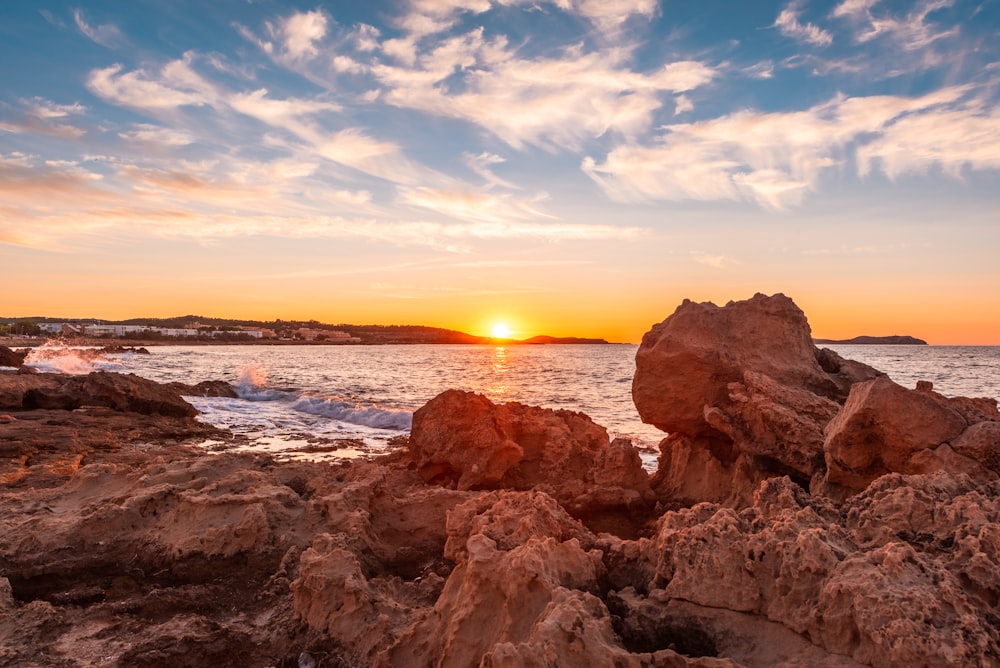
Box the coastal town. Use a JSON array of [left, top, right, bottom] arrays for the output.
[[0, 319, 360, 343]]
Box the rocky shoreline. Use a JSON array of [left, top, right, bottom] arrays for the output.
[[2, 294, 998, 667]]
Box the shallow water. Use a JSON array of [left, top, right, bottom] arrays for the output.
[[21, 342, 1000, 466]]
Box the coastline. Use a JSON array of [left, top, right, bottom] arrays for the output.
[[3, 294, 1000, 666]]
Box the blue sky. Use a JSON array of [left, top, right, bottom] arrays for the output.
[[2, 0, 999, 342]]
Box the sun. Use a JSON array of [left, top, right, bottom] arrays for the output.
[[491, 322, 512, 339]]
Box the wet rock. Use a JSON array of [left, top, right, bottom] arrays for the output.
[[0, 371, 196, 417], [0, 346, 25, 368], [166, 379, 239, 398]]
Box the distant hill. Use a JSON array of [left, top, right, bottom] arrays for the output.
[[519, 335, 610, 345], [814, 335, 928, 345], [2, 314, 611, 345]]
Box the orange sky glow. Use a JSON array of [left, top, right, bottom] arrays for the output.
[[2, 2, 999, 345]]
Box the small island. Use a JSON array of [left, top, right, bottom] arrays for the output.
[[813, 335, 928, 345]]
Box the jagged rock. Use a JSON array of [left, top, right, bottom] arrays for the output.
[[647, 474, 1000, 667], [0, 371, 197, 417], [166, 380, 238, 398], [407, 390, 651, 510], [633, 294, 885, 506], [823, 377, 985, 492], [0, 347, 25, 368], [633, 293, 850, 439]]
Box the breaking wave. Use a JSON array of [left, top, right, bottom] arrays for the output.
[[23, 342, 120, 375], [289, 395, 412, 430], [233, 365, 412, 431]]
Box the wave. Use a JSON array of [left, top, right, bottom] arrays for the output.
[[289, 395, 412, 430], [24, 342, 121, 375], [233, 364, 411, 431]]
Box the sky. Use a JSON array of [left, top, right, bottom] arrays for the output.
[[1, 0, 999, 343]]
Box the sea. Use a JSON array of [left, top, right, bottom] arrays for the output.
[[14, 343, 1000, 471]]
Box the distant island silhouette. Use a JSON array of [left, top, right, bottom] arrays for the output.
[[813, 335, 928, 345]]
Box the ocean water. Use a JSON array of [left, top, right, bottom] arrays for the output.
[[17, 343, 1000, 467]]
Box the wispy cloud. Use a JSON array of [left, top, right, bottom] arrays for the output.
[[118, 124, 193, 147], [774, 1, 834, 46], [464, 152, 518, 189], [372, 38, 716, 150], [583, 85, 997, 210], [0, 98, 87, 139], [74, 8, 124, 48], [398, 185, 553, 223], [269, 9, 329, 61]]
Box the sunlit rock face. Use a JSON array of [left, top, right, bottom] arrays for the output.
[[406, 389, 652, 514], [824, 376, 1000, 494], [633, 293, 841, 439], [632, 293, 881, 505]]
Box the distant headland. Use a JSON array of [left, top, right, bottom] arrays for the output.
[[814, 335, 928, 345], [0, 315, 611, 346]]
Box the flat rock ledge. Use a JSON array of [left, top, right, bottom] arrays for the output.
[[1, 293, 999, 667]]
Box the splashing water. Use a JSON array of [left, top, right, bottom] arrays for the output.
[[23, 341, 119, 375]]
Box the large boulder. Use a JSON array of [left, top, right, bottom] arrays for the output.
[[823, 377, 999, 493], [633, 293, 882, 505], [407, 390, 651, 510], [633, 293, 872, 438]]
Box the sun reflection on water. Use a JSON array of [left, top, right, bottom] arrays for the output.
[[488, 345, 509, 398]]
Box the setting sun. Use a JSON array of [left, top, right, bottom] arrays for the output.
[[491, 323, 512, 339]]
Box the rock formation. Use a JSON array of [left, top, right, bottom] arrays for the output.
[[824, 377, 1000, 494], [0, 371, 197, 417], [407, 389, 652, 519], [0, 346, 25, 368], [633, 293, 888, 505], [2, 292, 1000, 667]]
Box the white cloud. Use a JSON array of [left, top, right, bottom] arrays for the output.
[[464, 152, 518, 189], [774, 2, 834, 46], [398, 185, 552, 223], [674, 94, 694, 115], [87, 64, 217, 110], [833, 0, 959, 52], [25, 98, 86, 119], [118, 124, 193, 146], [563, 0, 659, 32], [374, 34, 717, 150], [584, 86, 995, 210], [229, 88, 340, 132], [857, 103, 1000, 179], [274, 10, 328, 60], [74, 9, 124, 48]]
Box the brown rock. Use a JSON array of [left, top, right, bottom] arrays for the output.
[[632, 294, 887, 507], [823, 377, 969, 492], [81, 371, 198, 417], [952, 421, 1000, 472], [166, 380, 239, 398], [646, 474, 1000, 667], [0, 371, 196, 417], [407, 390, 650, 508], [632, 293, 847, 439], [0, 346, 25, 368]]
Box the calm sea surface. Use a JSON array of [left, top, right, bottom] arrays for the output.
[[20, 343, 1000, 466]]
